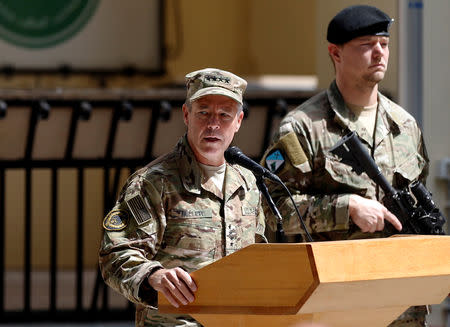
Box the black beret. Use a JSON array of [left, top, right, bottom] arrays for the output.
[[327, 5, 393, 44]]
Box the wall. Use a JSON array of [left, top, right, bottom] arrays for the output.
[[423, 0, 450, 224], [164, 0, 316, 79]]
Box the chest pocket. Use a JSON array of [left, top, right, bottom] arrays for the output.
[[393, 152, 426, 186], [163, 208, 218, 251], [227, 194, 260, 249], [323, 154, 368, 195]]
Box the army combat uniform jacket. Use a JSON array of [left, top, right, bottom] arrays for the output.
[[99, 136, 266, 326], [262, 81, 429, 326], [262, 80, 429, 240]]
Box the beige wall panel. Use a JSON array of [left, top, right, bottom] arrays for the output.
[[0, 107, 30, 160], [83, 168, 105, 268], [57, 169, 78, 269], [233, 107, 268, 158], [31, 169, 51, 269], [165, 0, 317, 78], [33, 108, 72, 160], [423, 0, 450, 222], [152, 107, 186, 157], [247, 0, 316, 75], [316, 0, 398, 99], [165, 0, 249, 78], [72, 108, 112, 159], [5, 169, 25, 269], [112, 108, 153, 159], [109, 167, 133, 200]]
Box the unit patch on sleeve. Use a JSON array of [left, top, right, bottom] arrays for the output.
[[265, 149, 285, 173], [103, 209, 128, 231]]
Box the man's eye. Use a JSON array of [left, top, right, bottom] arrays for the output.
[[220, 111, 234, 119]]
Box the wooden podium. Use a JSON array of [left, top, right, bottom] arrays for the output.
[[158, 235, 450, 327]]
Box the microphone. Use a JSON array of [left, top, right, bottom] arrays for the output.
[[224, 146, 281, 183], [225, 146, 313, 242], [225, 146, 285, 242]]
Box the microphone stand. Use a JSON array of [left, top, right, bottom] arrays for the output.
[[256, 176, 286, 243]]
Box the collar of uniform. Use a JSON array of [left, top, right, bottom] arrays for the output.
[[177, 135, 202, 195], [327, 80, 352, 130], [223, 164, 252, 202], [377, 93, 401, 135], [228, 164, 252, 190], [327, 80, 401, 145]]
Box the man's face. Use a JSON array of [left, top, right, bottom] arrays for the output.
[[183, 94, 244, 166], [335, 35, 390, 85]]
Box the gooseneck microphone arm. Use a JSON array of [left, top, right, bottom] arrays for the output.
[[225, 146, 313, 242], [255, 176, 285, 243]]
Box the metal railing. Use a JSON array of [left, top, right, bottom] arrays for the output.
[[0, 87, 315, 323]]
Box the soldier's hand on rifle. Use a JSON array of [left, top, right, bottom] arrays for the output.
[[349, 195, 402, 233], [148, 267, 197, 307]]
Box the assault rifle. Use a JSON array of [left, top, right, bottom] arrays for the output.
[[330, 131, 446, 235]]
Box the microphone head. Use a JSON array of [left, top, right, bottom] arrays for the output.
[[224, 146, 243, 164]]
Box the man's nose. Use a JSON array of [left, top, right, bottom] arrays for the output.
[[373, 42, 383, 57], [207, 114, 220, 129]]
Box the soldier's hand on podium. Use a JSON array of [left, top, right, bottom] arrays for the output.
[[148, 267, 197, 308]]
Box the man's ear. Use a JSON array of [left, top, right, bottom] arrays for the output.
[[235, 110, 244, 132], [182, 104, 189, 126], [328, 43, 341, 64]]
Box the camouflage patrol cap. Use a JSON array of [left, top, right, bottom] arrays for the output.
[[185, 68, 247, 105], [327, 5, 394, 44]]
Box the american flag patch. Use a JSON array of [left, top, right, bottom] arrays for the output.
[[126, 194, 152, 225]]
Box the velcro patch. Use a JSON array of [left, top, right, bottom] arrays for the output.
[[205, 74, 230, 84], [126, 194, 153, 225], [103, 210, 128, 231], [242, 206, 258, 216], [171, 208, 212, 218], [256, 223, 265, 235], [279, 132, 308, 166], [265, 149, 285, 173]]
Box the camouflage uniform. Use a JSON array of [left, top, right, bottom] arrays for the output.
[[262, 80, 429, 326], [100, 136, 266, 327]]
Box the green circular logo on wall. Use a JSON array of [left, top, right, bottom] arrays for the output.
[[0, 0, 100, 49]]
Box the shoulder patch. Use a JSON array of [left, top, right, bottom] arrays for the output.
[[265, 149, 285, 173], [103, 209, 128, 231], [126, 194, 153, 225], [279, 132, 308, 166]]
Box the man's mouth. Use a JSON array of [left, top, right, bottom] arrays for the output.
[[203, 136, 221, 142], [370, 63, 385, 69]]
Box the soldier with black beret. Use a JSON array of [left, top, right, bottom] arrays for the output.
[[262, 5, 429, 327], [327, 4, 393, 44]]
